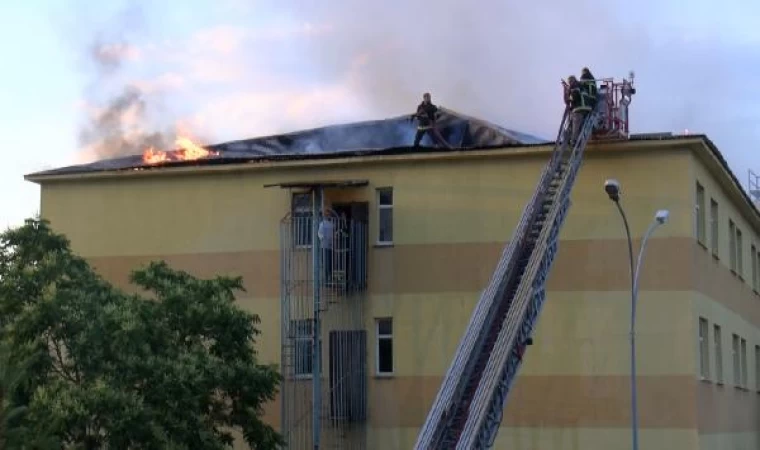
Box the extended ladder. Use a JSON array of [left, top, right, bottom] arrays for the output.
[[414, 93, 606, 449]]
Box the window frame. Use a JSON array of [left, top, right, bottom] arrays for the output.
[[292, 319, 315, 378], [376, 187, 394, 245], [737, 228, 744, 278], [755, 345, 760, 392], [696, 182, 706, 244], [741, 337, 748, 388], [292, 192, 314, 248], [732, 333, 741, 386], [729, 220, 737, 272], [375, 317, 394, 376], [714, 324, 723, 384], [698, 317, 710, 379], [752, 244, 758, 291], [710, 198, 719, 257], [756, 250, 760, 293]]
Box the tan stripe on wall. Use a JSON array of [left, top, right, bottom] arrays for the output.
[[87, 237, 690, 296], [262, 374, 699, 430], [697, 381, 760, 434], [87, 237, 758, 329]]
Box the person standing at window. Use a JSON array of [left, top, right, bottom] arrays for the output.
[[318, 213, 334, 283]]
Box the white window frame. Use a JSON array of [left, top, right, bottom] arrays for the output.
[[376, 187, 394, 245], [714, 324, 723, 384], [696, 182, 706, 244], [741, 337, 748, 388], [755, 345, 760, 392], [737, 228, 744, 278], [710, 198, 719, 257], [756, 251, 760, 293], [292, 192, 314, 249], [732, 334, 741, 386], [729, 220, 737, 272], [292, 319, 314, 378], [698, 317, 709, 379], [375, 318, 394, 376], [752, 244, 758, 291]]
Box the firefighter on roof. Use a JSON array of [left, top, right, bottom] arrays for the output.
[[411, 93, 451, 149]]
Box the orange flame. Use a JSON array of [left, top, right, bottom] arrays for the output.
[[141, 136, 219, 165]]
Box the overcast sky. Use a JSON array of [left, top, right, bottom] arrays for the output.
[[1, 0, 759, 231]]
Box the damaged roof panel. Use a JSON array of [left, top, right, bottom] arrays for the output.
[[28, 108, 548, 178]]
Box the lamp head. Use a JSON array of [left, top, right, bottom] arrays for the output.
[[604, 179, 621, 202], [655, 209, 670, 225]]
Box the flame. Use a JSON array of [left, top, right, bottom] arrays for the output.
[[141, 136, 219, 165]]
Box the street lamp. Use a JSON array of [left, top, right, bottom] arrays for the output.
[[603, 178, 669, 450]]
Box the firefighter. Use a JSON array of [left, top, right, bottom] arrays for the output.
[[411, 93, 451, 148], [580, 67, 597, 108], [565, 75, 588, 145]]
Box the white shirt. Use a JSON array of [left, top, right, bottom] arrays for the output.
[[317, 219, 334, 249]]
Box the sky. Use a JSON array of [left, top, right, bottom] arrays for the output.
[[0, 0, 759, 231]]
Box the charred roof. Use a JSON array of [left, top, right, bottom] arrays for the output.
[[27, 108, 548, 178]]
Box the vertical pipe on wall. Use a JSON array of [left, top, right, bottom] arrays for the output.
[[312, 188, 323, 450]]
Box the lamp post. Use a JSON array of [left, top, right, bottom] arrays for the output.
[[603, 179, 669, 450]]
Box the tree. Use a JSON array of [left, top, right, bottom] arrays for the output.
[[0, 218, 283, 449], [0, 339, 60, 449]]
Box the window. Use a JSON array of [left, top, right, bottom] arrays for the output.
[[698, 317, 709, 379], [732, 334, 741, 386], [376, 188, 393, 244], [710, 199, 719, 256], [292, 319, 314, 376], [737, 228, 744, 277], [753, 244, 758, 291], [729, 220, 737, 272], [696, 182, 706, 244], [755, 345, 760, 392], [292, 193, 313, 247], [714, 325, 723, 383], [741, 338, 748, 387], [375, 318, 393, 375]]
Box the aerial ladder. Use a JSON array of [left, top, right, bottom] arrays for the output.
[[414, 72, 637, 450]]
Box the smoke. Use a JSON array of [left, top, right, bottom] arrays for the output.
[[70, 0, 760, 176], [76, 3, 178, 160], [271, 0, 759, 150], [78, 86, 172, 158], [271, 0, 655, 138]]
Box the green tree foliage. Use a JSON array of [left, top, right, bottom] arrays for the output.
[[0, 219, 283, 449]]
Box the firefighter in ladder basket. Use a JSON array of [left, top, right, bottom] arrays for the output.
[[580, 67, 597, 109], [563, 75, 589, 145], [410, 92, 452, 149]]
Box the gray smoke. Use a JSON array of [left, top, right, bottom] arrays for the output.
[[77, 3, 176, 160], [73, 0, 760, 176], [273, 0, 760, 171], [78, 86, 171, 158]]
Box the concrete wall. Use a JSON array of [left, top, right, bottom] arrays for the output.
[[690, 153, 760, 449], [37, 144, 707, 449]]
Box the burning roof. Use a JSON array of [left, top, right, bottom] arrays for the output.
[[28, 108, 548, 178]]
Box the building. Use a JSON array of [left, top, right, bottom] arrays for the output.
[[25, 109, 760, 450]]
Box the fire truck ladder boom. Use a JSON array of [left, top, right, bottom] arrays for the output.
[[413, 94, 605, 450]]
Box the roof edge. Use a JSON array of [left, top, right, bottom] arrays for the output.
[[688, 136, 760, 232], [24, 137, 694, 184]]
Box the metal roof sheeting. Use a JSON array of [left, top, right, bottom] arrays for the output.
[[28, 108, 547, 177]]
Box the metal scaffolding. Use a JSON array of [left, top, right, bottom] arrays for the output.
[[280, 187, 369, 450]]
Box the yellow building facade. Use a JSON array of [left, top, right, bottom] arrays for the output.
[[27, 135, 760, 449]]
